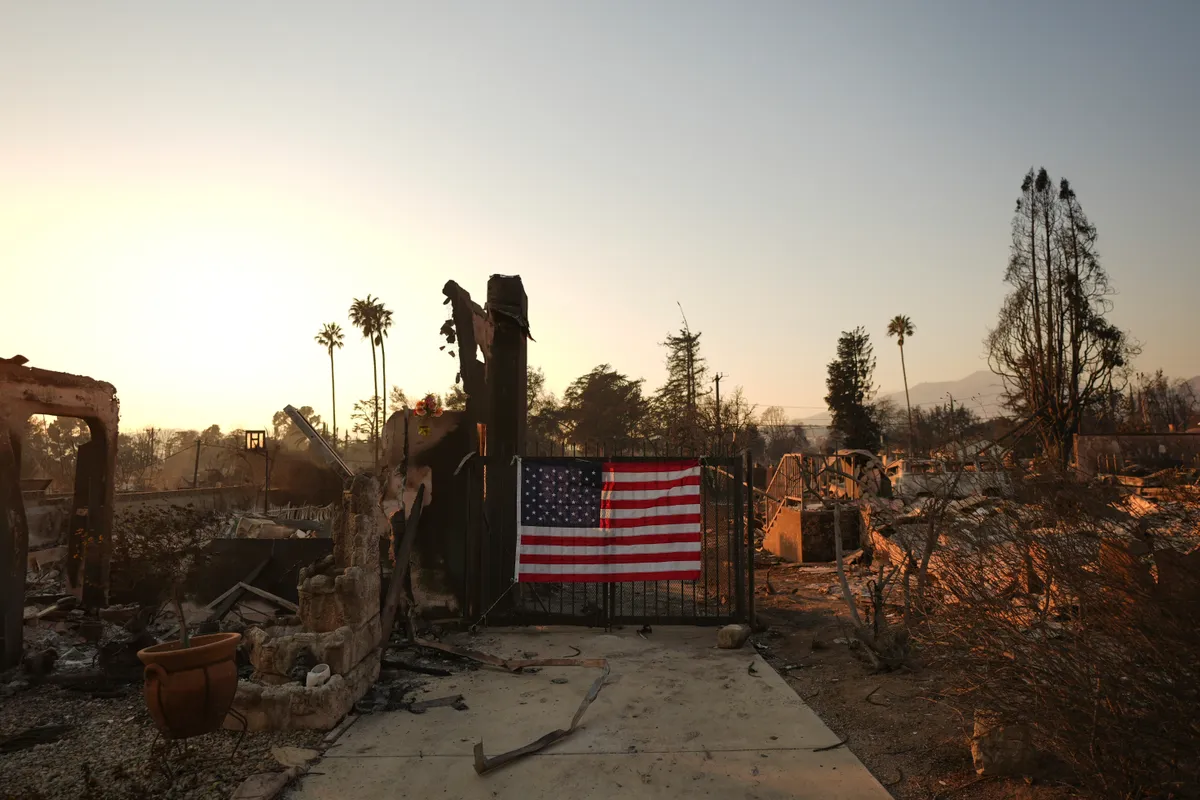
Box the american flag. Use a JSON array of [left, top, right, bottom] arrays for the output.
[[515, 458, 702, 583]]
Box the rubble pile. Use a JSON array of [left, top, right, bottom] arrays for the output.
[[2, 474, 378, 797], [757, 459, 1200, 633], [0, 684, 323, 800], [3, 571, 326, 799]]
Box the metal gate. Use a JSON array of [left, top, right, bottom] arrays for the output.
[[466, 449, 754, 627]]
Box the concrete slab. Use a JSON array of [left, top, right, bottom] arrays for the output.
[[289, 627, 890, 800]]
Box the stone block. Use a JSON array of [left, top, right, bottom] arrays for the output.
[[226, 647, 381, 731], [1154, 546, 1200, 604], [231, 767, 303, 800], [298, 573, 341, 633], [334, 566, 380, 626], [245, 616, 381, 685], [271, 746, 320, 768], [972, 712, 1036, 776], [333, 475, 384, 573], [298, 566, 380, 632], [717, 624, 751, 650]]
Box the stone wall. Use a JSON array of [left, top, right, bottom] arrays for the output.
[[229, 474, 384, 731], [763, 504, 860, 563], [31, 485, 267, 516]]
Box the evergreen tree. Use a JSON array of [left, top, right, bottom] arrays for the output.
[[561, 364, 645, 444], [652, 315, 708, 446], [825, 327, 882, 452]]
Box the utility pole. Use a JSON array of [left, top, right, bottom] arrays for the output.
[[946, 393, 956, 449], [192, 438, 201, 488], [264, 442, 271, 514], [714, 375, 721, 452]]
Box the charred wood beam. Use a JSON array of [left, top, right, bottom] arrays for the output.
[[483, 275, 527, 613], [284, 404, 352, 479], [379, 484, 425, 646], [442, 280, 489, 424]]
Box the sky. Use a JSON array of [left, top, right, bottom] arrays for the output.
[[3, 1, 1198, 433]]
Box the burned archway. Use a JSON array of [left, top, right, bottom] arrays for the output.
[[0, 357, 119, 667]]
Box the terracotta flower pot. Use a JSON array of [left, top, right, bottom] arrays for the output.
[[137, 632, 242, 739]]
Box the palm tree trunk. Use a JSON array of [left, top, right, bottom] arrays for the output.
[[379, 337, 388, 420], [900, 342, 914, 455], [328, 348, 337, 451], [370, 342, 379, 465]]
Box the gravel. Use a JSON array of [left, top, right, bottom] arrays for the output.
[[0, 683, 324, 800]]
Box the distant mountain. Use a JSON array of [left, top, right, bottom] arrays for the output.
[[880, 370, 1006, 418], [800, 370, 1005, 427], [799, 371, 1200, 430]]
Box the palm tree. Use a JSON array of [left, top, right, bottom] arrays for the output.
[[886, 315, 916, 455], [314, 323, 344, 448], [373, 301, 394, 428], [349, 295, 380, 462]]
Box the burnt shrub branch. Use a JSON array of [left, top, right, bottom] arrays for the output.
[[916, 476, 1199, 797], [109, 505, 223, 608]]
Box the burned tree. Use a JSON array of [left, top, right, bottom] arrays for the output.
[[986, 168, 1136, 467]]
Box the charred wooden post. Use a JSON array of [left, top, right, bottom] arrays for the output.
[[0, 430, 30, 668], [69, 428, 114, 608], [483, 275, 528, 613], [442, 280, 490, 617]]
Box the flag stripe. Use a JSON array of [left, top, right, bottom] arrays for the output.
[[520, 550, 700, 565], [519, 545, 698, 558], [601, 493, 698, 510], [601, 513, 700, 528], [605, 505, 701, 520], [602, 475, 699, 492], [520, 570, 700, 583], [603, 468, 699, 482], [519, 560, 701, 574], [602, 460, 698, 474], [520, 533, 701, 547], [520, 523, 699, 538]]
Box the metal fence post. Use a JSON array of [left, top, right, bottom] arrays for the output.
[[732, 455, 745, 621], [745, 450, 755, 628]]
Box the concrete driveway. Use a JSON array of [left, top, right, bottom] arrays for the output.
[[289, 627, 891, 799]]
